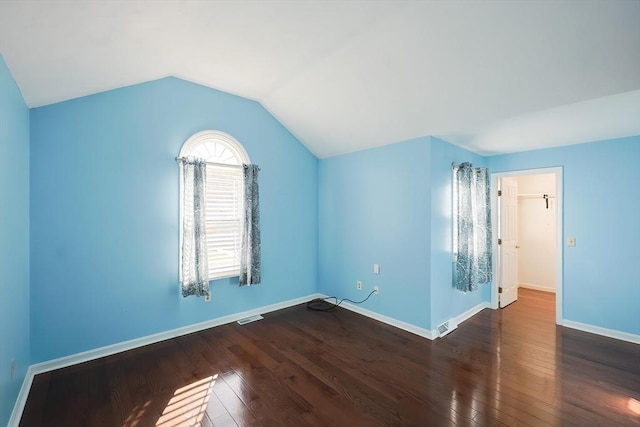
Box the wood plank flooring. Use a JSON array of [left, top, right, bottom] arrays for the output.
[[19, 289, 640, 426]]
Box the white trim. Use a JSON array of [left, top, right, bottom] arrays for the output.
[[434, 302, 491, 337], [454, 302, 491, 326], [32, 294, 320, 373], [7, 293, 322, 426], [336, 300, 435, 340], [7, 366, 35, 427], [338, 299, 490, 340], [491, 167, 563, 324], [518, 282, 556, 293], [562, 320, 640, 345]]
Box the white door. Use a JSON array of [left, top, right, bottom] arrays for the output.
[[499, 177, 518, 308]]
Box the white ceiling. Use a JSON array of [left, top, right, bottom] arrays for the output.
[[1, 0, 638, 158]]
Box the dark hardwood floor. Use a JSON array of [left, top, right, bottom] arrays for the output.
[[19, 288, 640, 426]]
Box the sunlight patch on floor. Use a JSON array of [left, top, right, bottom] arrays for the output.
[[124, 400, 152, 426], [156, 374, 218, 426]]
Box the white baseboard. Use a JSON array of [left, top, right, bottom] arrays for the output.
[[519, 282, 556, 293], [7, 365, 35, 427], [455, 302, 491, 326], [562, 320, 640, 345], [338, 300, 435, 340], [337, 299, 491, 341], [433, 302, 491, 337], [7, 293, 322, 427]]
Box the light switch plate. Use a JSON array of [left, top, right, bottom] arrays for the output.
[[567, 237, 576, 247]]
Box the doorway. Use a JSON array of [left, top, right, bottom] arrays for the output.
[[490, 167, 563, 324]]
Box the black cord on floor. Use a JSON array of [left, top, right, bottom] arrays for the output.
[[307, 290, 376, 312]]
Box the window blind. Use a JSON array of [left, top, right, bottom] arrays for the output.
[[205, 164, 244, 279]]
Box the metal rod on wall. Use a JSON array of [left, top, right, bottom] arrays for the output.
[[517, 193, 556, 198]]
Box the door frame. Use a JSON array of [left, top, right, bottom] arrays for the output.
[[490, 167, 563, 324]]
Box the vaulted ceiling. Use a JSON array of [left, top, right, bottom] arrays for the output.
[[1, 0, 638, 158]]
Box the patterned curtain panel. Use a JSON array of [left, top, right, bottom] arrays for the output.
[[240, 164, 261, 286], [180, 158, 210, 298], [453, 162, 492, 292]]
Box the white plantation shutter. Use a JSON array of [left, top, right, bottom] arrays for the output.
[[179, 131, 250, 281], [205, 164, 243, 278]]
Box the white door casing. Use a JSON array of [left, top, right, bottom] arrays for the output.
[[490, 167, 563, 323], [499, 177, 518, 308]]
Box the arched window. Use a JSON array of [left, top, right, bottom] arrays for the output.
[[179, 130, 250, 166], [179, 131, 250, 281]]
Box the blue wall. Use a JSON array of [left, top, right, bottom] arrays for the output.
[[318, 134, 640, 336], [489, 137, 640, 335], [318, 136, 494, 332], [0, 54, 30, 426], [319, 137, 433, 329], [2, 54, 639, 423], [29, 77, 318, 362]]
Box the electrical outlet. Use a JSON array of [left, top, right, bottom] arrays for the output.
[[356, 281, 362, 290], [10, 359, 15, 380], [373, 286, 379, 295]]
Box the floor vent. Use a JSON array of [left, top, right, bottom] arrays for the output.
[[237, 315, 264, 325], [436, 318, 458, 338]]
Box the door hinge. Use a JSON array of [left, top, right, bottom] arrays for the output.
[[498, 287, 503, 293], [498, 190, 502, 196], [498, 238, 502, 245]]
